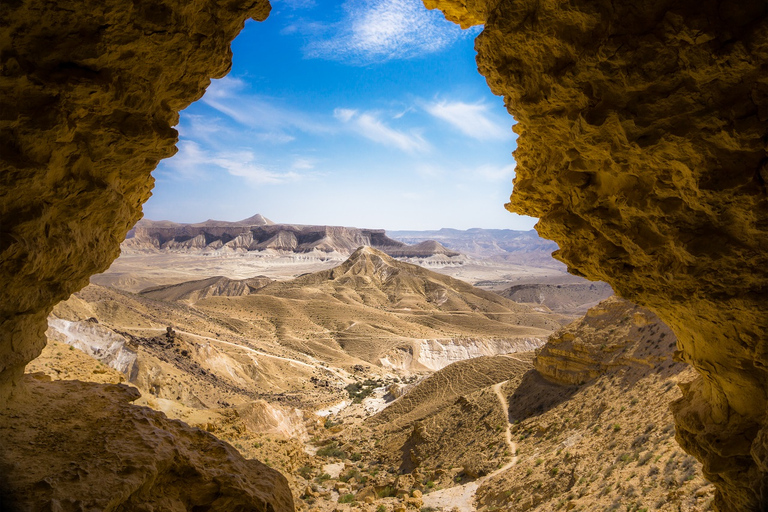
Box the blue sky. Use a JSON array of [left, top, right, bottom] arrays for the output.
[[144, 0, 536, 231]]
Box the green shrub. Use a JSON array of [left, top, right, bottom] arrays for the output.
[[317, 443, 346, 459], [376, 485, 396, 498], [338, 494, 355, 504]]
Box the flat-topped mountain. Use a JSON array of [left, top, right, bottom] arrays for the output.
[[124, 215, 462, 261]]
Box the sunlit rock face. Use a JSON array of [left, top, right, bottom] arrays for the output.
[[0, 0, 270, 391], [427, 0, 768, 509], [1, 0, 295, 510]]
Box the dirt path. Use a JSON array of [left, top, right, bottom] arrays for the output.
[[422, 380, 517, 511]]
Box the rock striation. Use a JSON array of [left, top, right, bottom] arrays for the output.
[[535, 296, 676, 386], [125, 217, 466, 261], [428, 0, 768, 508]]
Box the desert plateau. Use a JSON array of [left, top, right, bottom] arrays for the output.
[[10, 218, 712, 511]]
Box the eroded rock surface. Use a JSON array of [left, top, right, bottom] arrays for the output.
[[427, 0, 768, 509], [535, 296, 676, 386], [0, 374, 293, 512], [0, 0, 270, 391], [0, 0, 294, 510]]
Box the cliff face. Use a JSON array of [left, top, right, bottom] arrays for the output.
[[127, 219, 409, 254], [535, 296, 676, 386], [426, 0, 768, 509]]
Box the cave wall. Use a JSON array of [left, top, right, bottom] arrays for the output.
[[0, 0, 270, 391], [1, 1, 297, 510], [426, 0, 768, 510]]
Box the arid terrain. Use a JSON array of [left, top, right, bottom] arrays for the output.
[[23, 227, 713, 511]]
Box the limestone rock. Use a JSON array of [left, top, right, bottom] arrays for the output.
[[0, 374, 293, 512], [428, 0, 768, 508], [0, 0, 271, 391], [535, 296, 674, 385]]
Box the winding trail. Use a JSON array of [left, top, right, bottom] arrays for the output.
[[422, 380, 518, 511]]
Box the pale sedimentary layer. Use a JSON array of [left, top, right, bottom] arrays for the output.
[[427, 0, 768, 509]]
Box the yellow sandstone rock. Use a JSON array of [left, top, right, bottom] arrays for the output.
[[428, 0, 768, 509]]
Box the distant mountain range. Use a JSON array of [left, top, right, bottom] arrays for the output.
[[388, 228, 561, 267], [124, 215, 561, 267]]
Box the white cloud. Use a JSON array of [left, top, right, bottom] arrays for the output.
[[336, 109, 429, 153], [472, 163, 516, 182], [333, 108, 357, 122], [425, 100, 510, 140], [301, 0, 472, 64], [202, 76, 332, 139], [291, 158, 316, 170], [158, 141, 311, 185]]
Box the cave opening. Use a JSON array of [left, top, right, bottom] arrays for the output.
[[3, 0, 768, 510]]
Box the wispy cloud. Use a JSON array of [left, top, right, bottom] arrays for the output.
[[300, 0, 471, 64], [471, 163, 516, 182], [159, 141, 313, 185], [334, 108, 429, 153], [202, 76, 331, 140], [424, 100, 511, 140]]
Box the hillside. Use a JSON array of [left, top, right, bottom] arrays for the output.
[[314, 297, 714, 512], [141, 275, 274, 302], [31, 283, 715, 511], [47, 248, 563, 415], [500, 282, 614, 315]]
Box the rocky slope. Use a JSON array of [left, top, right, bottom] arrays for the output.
[[27, 291, 715, 512], [500, 282, 614, 315], [471, 297, 713, 511], [0, 374, 293, 512], [140, 275, 274, 302]]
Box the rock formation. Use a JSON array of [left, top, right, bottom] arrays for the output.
[[125, 217, 466, 260], [535, 296, 676, 386], [0, 374, 293, 512], [426, 0, 768, 509], [0, 0, 295, 510], [3, 0, 768, 509], [0, 0, 271, 391]]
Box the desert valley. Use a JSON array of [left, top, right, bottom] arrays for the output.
[[19, 215, 713, 511]]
